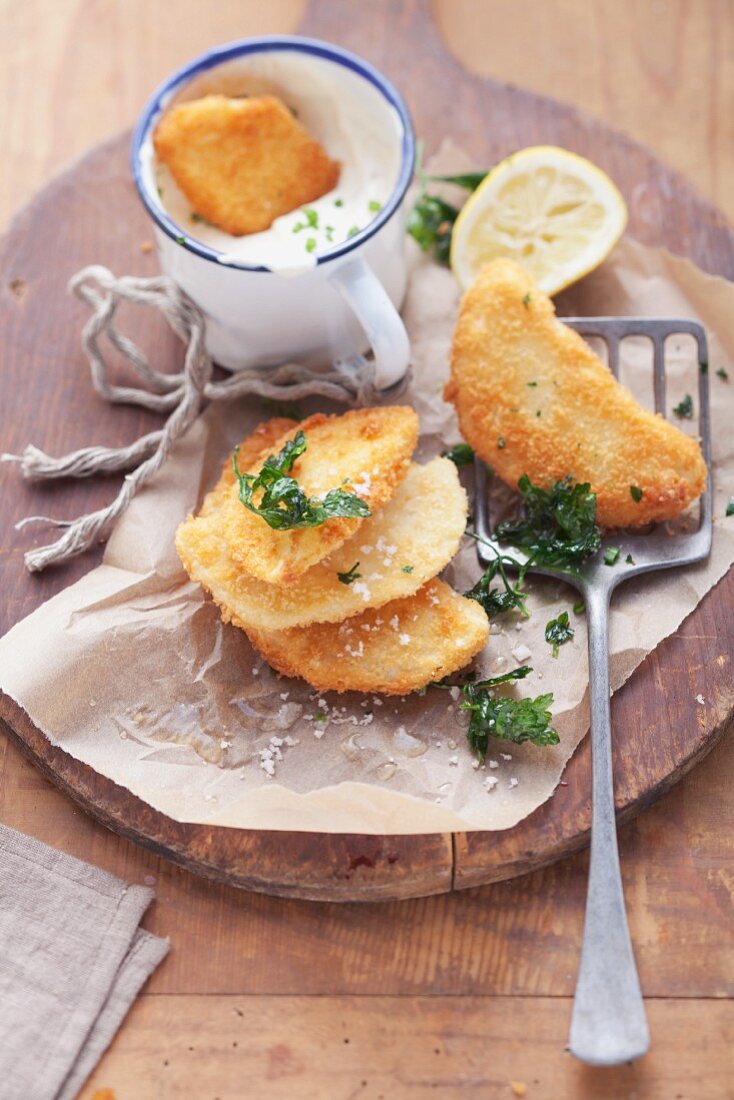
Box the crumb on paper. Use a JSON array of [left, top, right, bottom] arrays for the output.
[[140, 240, 154, 254], [510, 1084, 528, 1098]]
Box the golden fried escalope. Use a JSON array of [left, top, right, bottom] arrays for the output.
[[245, 579, 489, 695], [178, 407, 419, 586], [177, 457, 467, 632], [153, 94, 340, 236], [445, 259, 707, 527]]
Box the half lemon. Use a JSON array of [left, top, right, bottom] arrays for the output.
[[450, 145, 627, 295]]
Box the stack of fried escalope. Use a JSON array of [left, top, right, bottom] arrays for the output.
[[176, 407, 489, 694]]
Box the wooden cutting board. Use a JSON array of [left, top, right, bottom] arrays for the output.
[[1, 3, 733, 901]]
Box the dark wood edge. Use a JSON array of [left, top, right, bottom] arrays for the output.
[[452, 709, 732, 891], [0, 693, 453, 902], [3, 679, 730, 902]]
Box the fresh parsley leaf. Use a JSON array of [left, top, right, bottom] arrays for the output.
[[334, 198, 344, 207], [305, 237, 317, 253], [461, 671, 559, 760], [545, 611, 574, 658], [522, 292, 532, 308], [726, 498, 734, 517], [673, 394, 694, 418], [474, 666, 533, 688], [233, 430, 371, 530], [495, 476, 601, 570], [337, 562, 361, 585], [190, 212, 208, 224], [401, 565, 414, 574], [604, 546, 621, 565], [429, 171, 488, 190], [442, 442, 475, 467], [625, 553, 635, 564], [700, 360, 709, 374], [573, 599, 585, 615], [716, 367, 729, 381], [630, 484, 643, 502], [406, 192, 458, 265], [526, 381, 538, 387], [464, 553, 529, 618]]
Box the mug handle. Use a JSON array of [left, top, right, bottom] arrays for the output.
[[329, 255, 410, 390]]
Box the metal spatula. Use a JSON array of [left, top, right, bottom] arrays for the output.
[[472, 317, 712, 1066]]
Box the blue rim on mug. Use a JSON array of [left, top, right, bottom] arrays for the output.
[[131, 35, 416, 272]]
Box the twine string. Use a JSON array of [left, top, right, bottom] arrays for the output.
[[3, 265, 397, 572]]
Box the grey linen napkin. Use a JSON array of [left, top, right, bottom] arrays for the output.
[[0, 824, 169, 1100]]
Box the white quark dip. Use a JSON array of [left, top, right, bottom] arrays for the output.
[[139, 50, 404, 276]]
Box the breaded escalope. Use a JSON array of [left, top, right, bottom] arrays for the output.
[[245, 579, 490, 695], [153, 94, 340, 236], [178, 407, 419, 586], [177, 457, 467, 632], [445, 259, 707, 527]]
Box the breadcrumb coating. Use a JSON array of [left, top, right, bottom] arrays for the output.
[[153, 94, 340, 235], [445, 259, 706, 527]]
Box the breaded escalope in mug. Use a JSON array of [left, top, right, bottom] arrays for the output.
[[153, 94, 340, 235]]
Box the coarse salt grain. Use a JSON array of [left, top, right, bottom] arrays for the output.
[[484, 776, 498, 791], [509, 777, 519, 789], [399, 633, 410, 646], [512, 644, 532, 662]]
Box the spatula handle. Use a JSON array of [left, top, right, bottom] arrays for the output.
[[569, 583, 649, 1066]]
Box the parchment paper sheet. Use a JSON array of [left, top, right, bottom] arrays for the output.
[[1, 211, 733, 834]]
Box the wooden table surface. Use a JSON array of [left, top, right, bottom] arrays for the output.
[[1, 2, 732, 1097]]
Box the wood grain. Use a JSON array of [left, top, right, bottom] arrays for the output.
[[79, 994, 734, 1100], [434, 0, 734, 225]]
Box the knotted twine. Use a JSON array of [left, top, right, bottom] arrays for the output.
[[4, 266, 402, 573]]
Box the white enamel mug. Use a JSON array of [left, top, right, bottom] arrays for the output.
[[131, 37, 415, 390]]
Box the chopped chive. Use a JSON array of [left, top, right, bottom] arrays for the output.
[[337, 562, 361, 585], [673, 394, 694, 418], [526, 381, 537, 387], [305, 238, 317, 253], [572, 599, 585, 615], [604, 546, 620, 566], [347, 226, 360, 238], [522, 292, 532, 308], [368, 200, 382, 212], [334, 198, 344, 207], [175, 235, 185, 245], [717, 367, 729, 381], [726, 498, 734, 517]]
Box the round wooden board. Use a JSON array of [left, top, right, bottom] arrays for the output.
[[1, 4, 733, 901]]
